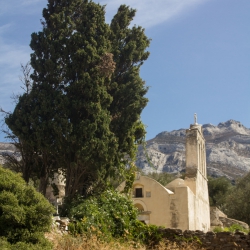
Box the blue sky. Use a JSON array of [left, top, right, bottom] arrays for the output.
[[0, 0, 249, 142]]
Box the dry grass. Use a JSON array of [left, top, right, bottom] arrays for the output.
[[48, 232, 144, 250], [46, 230, 206, 250], [152, 239, 206, 250]]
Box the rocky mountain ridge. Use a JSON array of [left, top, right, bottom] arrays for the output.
[[136, 120, 250, 180], [0, 143, 16, 165], [1, 120, 250, 180]]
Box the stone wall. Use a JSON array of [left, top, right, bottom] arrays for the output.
[[159, 228, 250, 249]]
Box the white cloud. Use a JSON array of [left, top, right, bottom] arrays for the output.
[[0, 0, 209, 112], [0, 0, 44, 16], [1, 0, 208, 27], [98, 0, 209, 28]]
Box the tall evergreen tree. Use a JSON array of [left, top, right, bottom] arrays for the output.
[[5, 0, 150, 198], [109, 4, 150, 161], [224, 172, 250, 225]]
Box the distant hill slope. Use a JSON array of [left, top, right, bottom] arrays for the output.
[[0, 142, 16, 165], [1, 120, 250, 180], [136, 120, 250, 180]]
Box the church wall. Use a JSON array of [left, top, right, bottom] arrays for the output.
[[117, 172, 210, 232], [169, 185, 198, 231], [132, 176, 172, 228], [185, 172, 210, 232], [186, 186, 196, 230], [117, 176, 173, 228], [195, 172, 210, 232], [184, 177, 196, 196], [170, 186, 189, 230]]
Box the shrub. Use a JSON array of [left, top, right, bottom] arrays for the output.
[[68, 189, 138, 239], [212, 224, 249, 234], [208, 176, 233, 207], [224, 172, 250, 225], [227, 224, 249, 233], [68, 189, 163, 244], [0, 167, 54, 249], [0, 237, 52, 250]]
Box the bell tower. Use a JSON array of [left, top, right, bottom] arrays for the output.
[[185, 113, 207, 180], [185, 114, 210, 231]]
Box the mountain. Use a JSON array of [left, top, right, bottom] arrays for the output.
[[1, 120, 250, 180], [0, 143, 16, 165], [136, 120, 250, 180]]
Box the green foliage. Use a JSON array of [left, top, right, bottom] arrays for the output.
[[0, 237, 10, 250], [129, 222, 163, 245], [5, 0, 150, 199], [207, 175, 250, 226], [212, 226, 224, 233], [68, 189, 162, 244], [174, 235, 202, 245], [223, 172, 250, 225], [208, 176, 233, 207], [0, 167, 54, 249], [0, 237, 52, 250], [68, 189, 138, 239], [123, 164, 137, 194], [146, 172, 177, 186], [213, 224, 249, 234]]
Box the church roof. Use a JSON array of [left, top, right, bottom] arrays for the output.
[[165, 178, 187, 192]]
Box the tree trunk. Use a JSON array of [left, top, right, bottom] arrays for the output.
[[39, 176, 47, 195]]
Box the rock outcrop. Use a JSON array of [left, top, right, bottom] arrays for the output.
[[136, 120, 250, 180], [210, 207, 249, 230]]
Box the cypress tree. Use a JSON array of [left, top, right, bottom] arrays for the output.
[[5, 0, 150, 198]]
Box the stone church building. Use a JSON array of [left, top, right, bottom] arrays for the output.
[[117, 119, 211, 232]]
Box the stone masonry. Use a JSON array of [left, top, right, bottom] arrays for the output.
[[159, 228, 250, 250]]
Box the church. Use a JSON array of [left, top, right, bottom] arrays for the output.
[[117, 116, 211, 232]]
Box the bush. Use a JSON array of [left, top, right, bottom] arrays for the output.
[[208, 176, 233, 207], [0, 167, 54, 249], [223, 172, 250, 225], [0, 237, 52, 250], [213, 224, 249, 234], [69, 190, 138, 239], [68, 189, 163, 244]]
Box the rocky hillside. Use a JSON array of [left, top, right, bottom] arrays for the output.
[[0, 143, 16, 165], [136, 120, 250, 180], [1, 120, 250, 180]]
